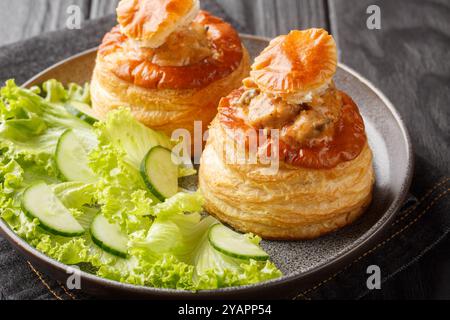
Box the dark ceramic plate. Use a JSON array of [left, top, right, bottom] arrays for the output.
[[0, 35, 413, 299]]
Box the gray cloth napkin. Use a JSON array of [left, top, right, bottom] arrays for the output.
[[0, 0, 449, 300]]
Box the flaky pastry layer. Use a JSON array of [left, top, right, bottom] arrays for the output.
[[199, 118, 375, 240], [251, 29, 337, 103], [91, 48, 250, 138], [117, 0, 200, 48]]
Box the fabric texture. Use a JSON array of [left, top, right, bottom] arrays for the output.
[[0, 0, 448, 300]]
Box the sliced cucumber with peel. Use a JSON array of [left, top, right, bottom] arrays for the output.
[[140, 146, 179, 201], [90, 214, 128, 258], [55, 129, 97, 183], [66, 101, 101, 125], [208, 224, 269, 261], [22, 182, 85, 237]]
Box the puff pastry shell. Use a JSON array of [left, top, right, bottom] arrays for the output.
[[199, 119, 374, 239], [199, 29, 374, 240], [91, 10, 250, 138]]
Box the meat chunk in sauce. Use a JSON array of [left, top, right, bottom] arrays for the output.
[[151, 23, 212, 67], [239, 82, 343, 147], [280, 88, 342, 146], [281, 109, 334, 146], [246, 93, 302, 129]]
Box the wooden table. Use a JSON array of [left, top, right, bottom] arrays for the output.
[[0, 0, 449, 300]]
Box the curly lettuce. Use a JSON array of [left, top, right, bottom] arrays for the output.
[[94, 108, 173, 169], [0, 79, 281, 291], [129, 206, 281, 289], [0, 80, 93, 176]]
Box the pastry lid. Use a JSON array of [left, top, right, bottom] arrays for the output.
[[250, 29, 337, 103], [117, 0, 200, 48]]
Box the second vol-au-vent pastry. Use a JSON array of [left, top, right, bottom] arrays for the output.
[[90, 0, 250, 141], [199, 29, 375, 240]]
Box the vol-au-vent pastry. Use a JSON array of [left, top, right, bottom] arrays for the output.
[[91, 0, 250, 139], [199, 29, 375, 240]]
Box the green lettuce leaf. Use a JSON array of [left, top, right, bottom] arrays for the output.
[[0, 159, 24, 194], [194, 237, 282, 289], [89, 140, 154, 233], [0, 162, 101, 266], [0, 80, 93, 177], [88, 108, 196, 232], [0, 79, 281, 291], [2, 205, 117, 266], [96, 255, 196, 290], [52, 182, 96, 209], [129, 193, 281, 289], [146, 192, 204, 217], [94, 108, 173, 169], [67, 83, 91, 105], [94, 108, 195, 176]]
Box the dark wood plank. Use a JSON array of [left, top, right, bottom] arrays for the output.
[[218, 0, 329, 37], [89, 0, 119, 19], [0, 0, 90, 46], [329, 0, 450, 299], [0, 0, 329, 47], [329, 0, 450, 177], [89, 0, 330, 37]]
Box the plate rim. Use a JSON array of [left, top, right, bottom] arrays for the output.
[[1, 34, 414, 298]]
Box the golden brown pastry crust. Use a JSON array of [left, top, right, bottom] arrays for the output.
[[198, 28, 374, 240], [117, 0, 199, 48], [97, 12, 246, 90], [92, 10, 250, 138], [91, 45, 250, 137], [199, 117, 374, 240], [251, 29, 337, 103], [218, 89, 368, 169]]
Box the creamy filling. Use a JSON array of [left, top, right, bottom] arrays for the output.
[[124, 22, 213, 67], [151, 23, 212, 67], [238, 83, 342, 147], [123, 0, 200, 49], [283, 79, 332, 104], [246, 93, 302, 129]]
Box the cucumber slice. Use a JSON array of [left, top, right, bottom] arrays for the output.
[[55, 129, 97, 183], [66, 101, 101, 125], [140, 146, 179, 201], [22, 182, 85, 237], [208, 224, 269, 261], [90, 214, 128, 258]]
